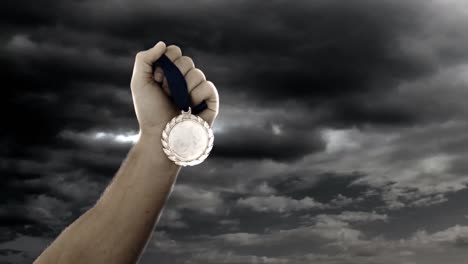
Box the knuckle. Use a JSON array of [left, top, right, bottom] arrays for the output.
[[175, 56, 195, 72], [206, 80, 216, 89], [206, 81, 219, 100], [180, 56, 194, 66], [167, 45, 182, 53], [135, 51, 145, 60], [193, 68, 206, 79]]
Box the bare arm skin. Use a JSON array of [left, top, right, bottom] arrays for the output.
[[33, 41, 219, 264]]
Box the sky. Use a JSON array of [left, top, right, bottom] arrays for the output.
[[2, 0, 468, 263]]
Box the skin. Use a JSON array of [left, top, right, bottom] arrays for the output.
[[33, 41, 219, 264]]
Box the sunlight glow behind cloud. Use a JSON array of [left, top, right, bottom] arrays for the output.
[[94, 131, 139, 143]]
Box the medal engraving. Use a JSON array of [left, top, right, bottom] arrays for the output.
[[161, 107, 214, 166]]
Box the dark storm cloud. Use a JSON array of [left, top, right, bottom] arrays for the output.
[[1, 0, 465, 154], [212, 124, 325, 161], [0, 0, 59, 27], [1, 135, 130, 242], [0, 49, 134, 149], [57, 0, 449, 127], [273, 171, 369, 202]]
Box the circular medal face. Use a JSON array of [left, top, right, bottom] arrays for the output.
[[161, 110, 214, 166]]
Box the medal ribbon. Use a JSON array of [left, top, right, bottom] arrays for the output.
[[153, 54, 208, 115]]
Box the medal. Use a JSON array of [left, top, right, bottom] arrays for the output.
[[161, 107, 214, 166], [154, 54, 214, 166]]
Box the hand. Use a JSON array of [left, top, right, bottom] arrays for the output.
[[130, 41, 219, 136]]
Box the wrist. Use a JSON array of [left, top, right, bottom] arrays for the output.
[[137, 127, 164, 153], [136, 128, 182, 169], [139, 125, 165, 140]]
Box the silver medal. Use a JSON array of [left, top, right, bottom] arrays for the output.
[[161, 107, 214, 166]]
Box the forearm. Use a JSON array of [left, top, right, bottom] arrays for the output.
[[34, 128, 181, 264], [92, 129, 181, 262]]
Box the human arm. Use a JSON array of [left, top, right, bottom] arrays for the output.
[[33, 41, 219, 264]]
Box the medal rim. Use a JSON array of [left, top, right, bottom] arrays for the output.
[[161, 109, 214, 167]]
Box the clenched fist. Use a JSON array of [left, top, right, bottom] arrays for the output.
[[130, 41, 219, 137]]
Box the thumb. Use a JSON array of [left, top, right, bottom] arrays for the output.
[[132, 41, 167, 80]]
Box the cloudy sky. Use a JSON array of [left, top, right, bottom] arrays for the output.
[[2, 0, 468, 263]]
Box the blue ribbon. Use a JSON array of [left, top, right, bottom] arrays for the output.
[[154, 54, 208, 115]]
